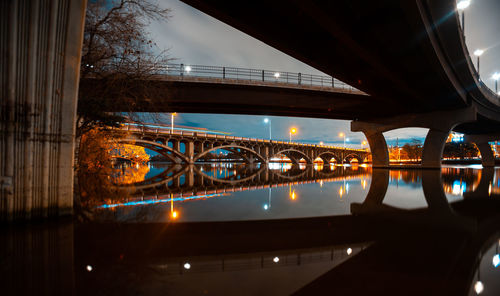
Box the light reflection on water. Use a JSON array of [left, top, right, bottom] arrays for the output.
[[96, 163, 500, 223]]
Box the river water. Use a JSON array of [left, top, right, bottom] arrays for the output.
[[2, 163, 500, 295]]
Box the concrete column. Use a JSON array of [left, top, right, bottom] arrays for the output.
[[186, 141, 195, 163], [173, 140, 181, 152], [475, 142, 495, 167], [186, 165, 194, 187], [464, 134, 499, 167], [1, 0, 87, 220], [421, 129, 449, 168]]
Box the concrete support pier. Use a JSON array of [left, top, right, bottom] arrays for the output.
[[351, 107, 476, 169], [464, 134, 499, 167], [0, 0, 86, 220]]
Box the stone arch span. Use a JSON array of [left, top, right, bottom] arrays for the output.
[[117, 139, 190, 163], [272, 149, 313, 164], [194, 145, 266, 163], [343, 153, 364, 163], [316, 152, 342, 163]]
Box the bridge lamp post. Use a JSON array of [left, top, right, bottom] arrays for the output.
[[171, 112, 177, 133], [289, 127, 297, 142], [473, 49, 484, 77], [457, 0, 470, 30], [264, 118, 272, 140], [339, 132, 346, 165], [492, 72, 500, 94]]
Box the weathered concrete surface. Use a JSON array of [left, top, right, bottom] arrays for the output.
[[0, 0, 86, 220], [464, 134, 500, 167]]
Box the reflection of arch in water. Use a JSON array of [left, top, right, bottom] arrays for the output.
[[193, 165, 266, 185], [117, 165, 190, 190], [194, 145, 266, 163], [117, 139, 189, 163], [272, 149, 312, 164], [269, 164, 310, 180]]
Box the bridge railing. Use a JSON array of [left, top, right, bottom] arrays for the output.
[[153, 64, 362, 93]]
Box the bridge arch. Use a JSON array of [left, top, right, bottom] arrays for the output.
[[117, 139, 190, 163], [193, 145, 266, 163], [272, 149, 313, 164], [317, 152, 342, 164], [343, 153, 364, 164]]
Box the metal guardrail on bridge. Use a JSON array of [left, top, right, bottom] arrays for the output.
[[154, 63, 362, 93]]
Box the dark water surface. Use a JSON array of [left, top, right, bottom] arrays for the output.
[[2, 163, 500, 295]]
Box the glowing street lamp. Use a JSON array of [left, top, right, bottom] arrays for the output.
[[274, 72, 280, 79], [492, 72, 500, 93], [264, 118, 272, 140], [457, 0, 470, 30], [474, 49, 484, 75], [170, 193, 179, 220], [289, 127, 297, 142], [339, 132, 346, 165], [171, 112, 177, 133], [361, 140, 367, 149]]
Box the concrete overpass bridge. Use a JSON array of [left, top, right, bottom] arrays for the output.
[[3, 0, 500, 219], [114, 124, 369, 165]]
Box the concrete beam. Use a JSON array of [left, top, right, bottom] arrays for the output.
[[352, 107, 476, 168]]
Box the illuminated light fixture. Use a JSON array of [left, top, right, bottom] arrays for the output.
[[474, 281, 484, 294], [263, 118, 269, 123], [185, 65, 192, 73], [273, 257, 280, 263], [493, 254, 500, 268], [474, 49, 484, 56], [274, 72, 280, 78], [263, 204, 269, 210], [492, 72, 500, 80], [457, 0, 470, 10], [184, 262, 191, 270], [346, 248, 353, 255], [86, 265, 93, 272]]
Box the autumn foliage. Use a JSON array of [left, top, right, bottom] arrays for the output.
[[77, 127, 150, 207]]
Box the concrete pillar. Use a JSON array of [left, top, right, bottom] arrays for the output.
[[476, 142, 495, 167], [173, 140, 181, 152], [351, 123, 389, 168], [0, 0, 87, 220], [351, 168, 389, 215], [186, 141, 195, 163], [186, 165, 194, 187], [421, 129, 449, 168]]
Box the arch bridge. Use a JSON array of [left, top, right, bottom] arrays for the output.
[[113, 125, 369, 165]]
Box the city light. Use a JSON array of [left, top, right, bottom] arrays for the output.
[[320, 141, 324, 145], [171, 112, 177, 133], [347, 248, 352, 255], [263, 204, 269, 210], [185, 65, 192, 73], [264, 118, 272, 140], [86, 265, 93, 272], [493, 254, 500, 268], [474, 49, 484, 56], [474, 281, 484, 294], [457, 0, 470, 10], [289, 127, 297, 142], [184, 262, 191, 270], [274, 72, 280, 79], [273, 257, 280, 263], [493, 72, 500, 80]]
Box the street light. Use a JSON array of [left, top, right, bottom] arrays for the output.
[[492, 72, 500, 93], [474, 49, 484, 76], [457, 0, 470, 30], [171, 112, 177, 133], [339, 132, 346, 165], [264, 118, 272, 140], [361, 140, 367, 150], [289, 127, 297, 142]]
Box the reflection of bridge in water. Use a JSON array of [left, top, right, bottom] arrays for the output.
[[115, 164, 371, 200]]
